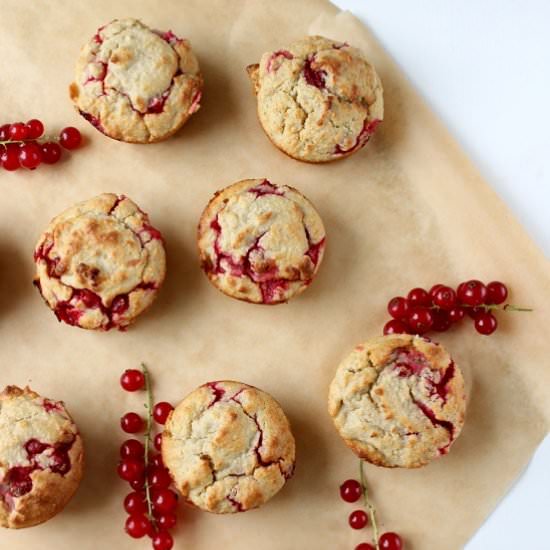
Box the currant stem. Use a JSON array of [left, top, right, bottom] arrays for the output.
[[141, 363, 156, 530], [0, 137, 58, 146], [503, 304, 533, 312], [359, 460, 380, 550]]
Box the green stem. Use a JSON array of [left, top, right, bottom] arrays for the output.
[[359, 460, 380, 550], [503, 304, 533, 312], [141, 363, 156, 529]]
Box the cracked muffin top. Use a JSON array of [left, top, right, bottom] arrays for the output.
[[328, 335, 466, 468], [246, 35, 383, 163], [162, 381, 295, 514], [0, 386, 84, 529], [197, 178, 326, 304], [33, 193, 166, 331], [69, 18, 203, 143]]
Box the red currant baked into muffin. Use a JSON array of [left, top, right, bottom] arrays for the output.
[[162, 381, 295, 514], [328, 335, 466, 468], [0, 386, 84, 529], [197, 178, 326, 304], [69, 18, 203, 143], [33, 193, 166, 330], [247, 35, 383, 163]]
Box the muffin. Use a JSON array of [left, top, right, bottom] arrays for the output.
[[33, 193, 166, 331], [162, 381, 295, 513], [0, 386, 84, 529], [197, 178, 326, 304], [246, 35, 383, 163], [69, 18, 203, 143], [328, 335, 466, 468]]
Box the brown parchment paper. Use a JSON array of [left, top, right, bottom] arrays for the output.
[[1, 1, 549, 548]]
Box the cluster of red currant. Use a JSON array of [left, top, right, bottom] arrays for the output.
[[340, 462, 403, 550], [0, 120, 82, 171], [118, 365, 177, 550], [383, 280, 530, 336]]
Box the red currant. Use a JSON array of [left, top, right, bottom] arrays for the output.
[[117, 459, 145, 483], [429, 283, 445, 301], [148, 467, 172, 489], [25, 119, 44, 139], [0, 124, 10, 140], [130, 477, 146, 491], [152, 531, 174, 550], [432, 310, 451, 332], [407, 287, 431, 307], [19, 142, 42, 169], [120, 369, 145, 392], [387, 297, 409, 321], [433, 286, 457, 310], [59, 126, 82, 149], [121, 412, 144, 433], [448, 306, 465, 323], [40, 142, 62, 164], [151, 453, 164, 468], [457, 280, 487, 306], [152, 489, 178, 514], [383, 319, 409, 335], [474, 311, 498, 335], [153, 402, 174, 425], [339, 479, 362, 503], [124, 491, 147, 515], [9, 122, 28, 141], [379, 532, 403, 550], [407, 308, 434, 334], [486, 281, 508, 305], [120, 439, 145, 460], [157, 512, 177, 530], [1, 143, 20, 171], [349, 509, 368, 530], [125, 514, 151, 539], [154, 433, 163, 451], [355, 545, 375, 550]]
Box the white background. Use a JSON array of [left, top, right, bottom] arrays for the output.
[[331, 1, 550, 549]]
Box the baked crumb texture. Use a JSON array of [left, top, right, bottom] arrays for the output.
[[69, 18, 203, 143], [162, 381, 296, 514], [247, 35, 383, 162], [328, 335, 466, 468], [0, 386, 84, 529], [197, 178, 326, 304], [33, 193, 166, 331]]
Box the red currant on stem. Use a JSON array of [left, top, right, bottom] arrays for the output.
[[407, 287, 431, 307], [153, 402, 174, 425], [379, 532, 403, 550], [433, 286, 457, 310], [117, 459, 145, 483], [349, 509, 369, 529], [1, 144, 20, 171], [121, 412, 144, 433], [125, 514, 152, 539], [152, 489, 178, 514], [152, 531, 174, 550], [120, 369, 145, 392], [19, 142, 42, 170], [486, 281, 508, 304], [59, 126, 82, 150], [25, 119, 44, 139], [9, 122, 28, 141], [124, 491, 147, 515], [41, 142, 62, 164], [457, 280, 487, 306], [383, 319, 408, 335], [0, 124, 10, 140], [387, 297, 409, 321], [120, 439, 145, 459], [151, 453, 164, 468], [339, 479, 362, 503], [148, 467, 172, 489], [407, 307, 433, 334], [156, 512, 177, 530], [448, 306, 465, 323], [474, 311, 498, 335]]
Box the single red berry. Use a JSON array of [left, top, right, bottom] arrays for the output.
[[117, 459, 145, 482], [433, 286, 457, 310], [121, 412, 144, 433], [151, 453, 164, 468], [40, 142, 62, 164], [124, 491, 147, 515], [432, 310, 451, 332], [152, 531, 174, 550], [153, 402, 174, 425], [467, 306, 484, 319], [154, 433, 163, 451], [429, 283, 445, 301], [0, 124, 10, 140], [348, 509, 368, 530], [152, 489, 178, 514], [59, 126, 82, 149], [407, 307, 434, 334], [9, 122, 28, 141], [148, 467, 172, 489], [407, 287, 431, 307], [120, 439, 145, 459], [19, 142, 42, 169], [355, 545, 375, 550], [25, 119, 44, 139], [383, 319, 409, 335], [387, 297, 409, 321], [474, 311, 498, 335], [339, 479, 362, 503], [157, 512, 177, 530], [125, 514, 151, 539], [130, 477, 145, 491], [448, 306, 466, 323], [379, 532, 403, 550], [457, 280, 487, 306], [486, 281, 508, 305], [120, 369, 145, 392], [1, 143, 20, 171]]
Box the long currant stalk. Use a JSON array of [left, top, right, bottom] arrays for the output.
[[359, 460, 380, 550], [141, 363, 156, 528]]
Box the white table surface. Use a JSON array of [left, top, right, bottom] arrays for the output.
[[331, 1, 550, 549]]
